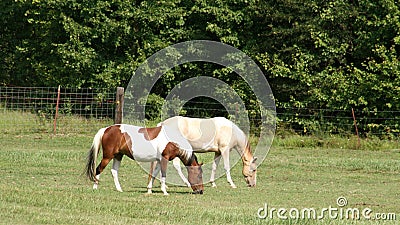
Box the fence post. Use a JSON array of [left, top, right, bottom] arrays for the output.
[[53, 85, 61, 135], [115, 87, 124, 124], [351, 108, 361, 149]]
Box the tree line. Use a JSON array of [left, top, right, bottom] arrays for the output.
[[1, 0, 399, 135]]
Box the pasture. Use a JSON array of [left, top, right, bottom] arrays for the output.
[[1, 130, 399, 224]]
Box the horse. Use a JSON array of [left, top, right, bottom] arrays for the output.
[[156, 116, 257, 188], [85, 124, 204, 195]]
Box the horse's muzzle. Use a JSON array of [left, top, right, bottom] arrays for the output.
[[192, 190, 203, 194]]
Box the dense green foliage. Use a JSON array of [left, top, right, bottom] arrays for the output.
[[1, 0, 399, 135]]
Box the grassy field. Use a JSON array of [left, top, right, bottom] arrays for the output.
[[0, 130, 399, 224], [0, 110, 399, 224]]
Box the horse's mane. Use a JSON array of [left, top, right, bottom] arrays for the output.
[[180, 146, 193, 162], [174, 142, 193, 164], [188, 153, 197, 165]]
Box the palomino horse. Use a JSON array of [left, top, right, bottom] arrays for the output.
[[157, 116, 257, 188], [85, 124, 204, 195]]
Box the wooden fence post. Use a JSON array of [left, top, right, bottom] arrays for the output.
[[351, 108, 361, 149], [115, 87, 124, 124], [53, 85, 61, 135]]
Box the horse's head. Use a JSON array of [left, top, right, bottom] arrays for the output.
[[243, 157, 257, 187], [186, 154, 204, 194]]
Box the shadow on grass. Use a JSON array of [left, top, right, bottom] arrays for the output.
[[120, 185, 197, 195]]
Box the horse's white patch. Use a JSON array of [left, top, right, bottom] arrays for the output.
[[120, 125, 166, 162], [162, 125, 193, 152], [173, 116, 217, 150], [119, 124, 193, 162]]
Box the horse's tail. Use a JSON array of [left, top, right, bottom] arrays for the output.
[[86, 127, 107, 182]]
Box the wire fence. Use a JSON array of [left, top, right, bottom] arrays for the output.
[[0, 86, 399, 138], [276, 107, 399, 138], [174, 101, 400, 138], [0, 86, 116, 135]]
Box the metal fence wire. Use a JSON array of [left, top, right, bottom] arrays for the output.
[[0, 86, 399, 138], [0, 86, 116, 135]]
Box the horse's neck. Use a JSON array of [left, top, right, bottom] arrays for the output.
[[178, 149, 192, 166], [232, 124, 252, 164], [242, 142, 254, 165]]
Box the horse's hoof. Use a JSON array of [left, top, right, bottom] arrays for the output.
[[211, 182, 217, 188], [231, 185, 237, 188], [192, 190, 204, 194], [163, 193, 169, 196]]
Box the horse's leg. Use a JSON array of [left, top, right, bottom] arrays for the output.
[[147, 161, 161, 194], [93, 174, 100, 190], [147, 161, 156, 187], [93, 157, 112, 190], [111, 154, 123, 192], [210, 153, 221, 188], [160, 156, 169, 195], [221, 147, 237, 188], [173, 157, 190, 187]]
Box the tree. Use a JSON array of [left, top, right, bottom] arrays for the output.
[[1, 0, 399, 134]]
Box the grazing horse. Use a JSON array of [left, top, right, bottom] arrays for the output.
[[157, 116, 257, 188], [85, 124, 204, 195]]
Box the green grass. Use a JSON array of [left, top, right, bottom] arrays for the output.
[[0, 133, 399, 224], [0, 110, 399, 224]]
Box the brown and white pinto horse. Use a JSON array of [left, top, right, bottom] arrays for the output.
[[85, 124, 204, 195], [158, 116, 257, 188]]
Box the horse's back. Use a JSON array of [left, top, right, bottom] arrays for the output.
[[162, 116, 246, 150], [162, 125, 192, 152], [163, 116, 231, 131], [120, 124, 163, 162]]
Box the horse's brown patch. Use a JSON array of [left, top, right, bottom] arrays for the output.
[[161, 142, 180, 161], [100, 125, 134, 160], [120, 132, 134, 159], [138, 126, 162, 140]]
